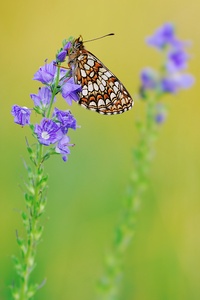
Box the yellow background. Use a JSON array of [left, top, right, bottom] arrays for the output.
[[0, 0, 200, 299]]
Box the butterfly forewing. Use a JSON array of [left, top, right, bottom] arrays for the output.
[[68, 36, 133, 115]]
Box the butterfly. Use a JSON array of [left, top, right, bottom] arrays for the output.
[[67, 35, 133, 115]]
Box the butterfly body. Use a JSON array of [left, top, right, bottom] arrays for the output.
[[68, 36, 133, 115]]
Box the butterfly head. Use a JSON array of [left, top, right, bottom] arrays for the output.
[[73, 36, 84, 50], [68, 36, 85, 64]]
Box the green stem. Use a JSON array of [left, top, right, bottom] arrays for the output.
[[11, 142, 48, 300], [97, 95, 160, 300], [46, 65, 60, 118], [21, 144, 43, 299]]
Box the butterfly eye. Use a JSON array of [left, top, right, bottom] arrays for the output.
[[74, 42, 82, 49]]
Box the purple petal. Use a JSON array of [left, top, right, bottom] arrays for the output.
[[53, 108, 77, 133], [161, 73, 195, 93], [140, 67, 158, 89], [61, 77, 82, 105], [30, 87, 53, 109], [34, 118, 63, 146], [146, 23, 175, 49], [63, 41, 72, 51], [154, 104, 167, 124], [167, 48, 189, 72], [56, 50, 67, 63], [33, 61, 57, 84], [55, 135, 71, 162], [11, 105, 31, 126]]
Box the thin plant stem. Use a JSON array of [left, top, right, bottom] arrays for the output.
[[11, 142, 48, 300], [11, 58, 65, 300], [97, 95, 160, 300], [21, 144, 44, 299], [46, 65, 60, 118]]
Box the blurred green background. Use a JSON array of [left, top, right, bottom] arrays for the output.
[[0, 0, 200, 299]]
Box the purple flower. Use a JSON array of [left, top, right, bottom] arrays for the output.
[[53, 108, 77, 133], [146, 23, 175, 49], [63, 41, 72, 51], [61, 77, 82, 105], [142, 24, 195, 96], [55, 135, 71, 162], [140, 68, 158, 89], [56, 50, 67, 63], [11, 105, 31, 126], [56, 41, 72, 63], [34, 118, 63, 146], [155, 113, 165, 123], [155, 104, 167, 124], [161, 73, 195, 93], [33, 61, 57, 84], [30, 87, 53, 109], [166, 48, 189, 72]]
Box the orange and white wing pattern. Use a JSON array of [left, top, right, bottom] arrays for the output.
[[68, 36, 133, 115]]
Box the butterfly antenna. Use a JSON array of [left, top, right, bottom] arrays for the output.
[[84, 33, 114, 43]]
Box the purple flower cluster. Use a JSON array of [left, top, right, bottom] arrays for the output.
[[11, 38, 82, 162], [140, 23, 194, 96], [32, 60, 81, 106]]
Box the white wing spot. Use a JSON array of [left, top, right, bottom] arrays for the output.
[[88, 82, 93, 92], [110, 92, 116, 100], [99, 111, 106, 115], [106, 99, 111, 105], [82, 87, 88, 96], [90, 71, 94, 78], [81, 69, 87, 77], [89, 101, 97, 108], [84, 63, 90, 70], [98, 99, 105, 107], [94, 83, 99, 91], [97, 79, 101, 85], [113, 86, 118, 94], [87, 59, 94, 67], [102, 74, 108, 81], [105, 71, 112, 78], [100, 84, 104, 91], [78, 54, 84, 61], [100, 67, 106, 73], [121, 98, 126, 105]]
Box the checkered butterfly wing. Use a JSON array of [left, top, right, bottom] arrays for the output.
[[68, 36, 133, 115]]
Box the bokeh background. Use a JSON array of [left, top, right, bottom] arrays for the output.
[[0, 0, 200, 299]]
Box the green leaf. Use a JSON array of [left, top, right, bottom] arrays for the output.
[[26, 146, 33, 155], [12, 255, 23, 278], [16, 236, 27, 256], [24, 193, 34, 207], [29, 124, 34, 131], [34, 225, 44, 241], [21, 211, 30, 231], [37, 175, 48, 190]]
